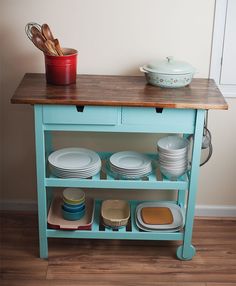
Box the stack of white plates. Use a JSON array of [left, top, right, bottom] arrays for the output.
[[48, 148, 101, 178], [157, 136, 189, 179], [135, 202, 184, 232], [108, 151, 152, 178]]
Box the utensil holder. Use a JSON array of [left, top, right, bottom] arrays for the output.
[[44, 48, 77, 85]]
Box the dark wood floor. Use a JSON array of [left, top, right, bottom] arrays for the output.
[[1, 211, 236, 286]]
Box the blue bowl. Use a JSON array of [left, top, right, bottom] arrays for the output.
[[63, 199, 85, 208], [62, 207, 85, 221], [62, 203, 85, 213]]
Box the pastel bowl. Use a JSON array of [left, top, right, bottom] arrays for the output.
[[63, 197, 85, 206], [62, 207, 85, 221], [157, 136, 189, 154], [63, 188, 85, 204], [62, 203, 85, 213]]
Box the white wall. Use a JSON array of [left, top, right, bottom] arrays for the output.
[[1, 0, 235, 214]]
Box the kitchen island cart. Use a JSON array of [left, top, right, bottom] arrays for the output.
[[11, 74, 228, 260]]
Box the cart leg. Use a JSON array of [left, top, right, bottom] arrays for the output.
[[45, 131, 53, 210], [35, 105, 48, 259], [176, 110, 205, 260]]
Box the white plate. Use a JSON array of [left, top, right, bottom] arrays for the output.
[[135, 216, 182, 232], [136, 202, 184, 230], [48, 148, 101, 170], [49, 161, 101, 172], [50, 162, 101, 173], [52, 171, 100, 179], [110, 151, 152, 170], [51, 167, 101, 178], [109, 164, 152, 175], [104, 162, 154, 180]]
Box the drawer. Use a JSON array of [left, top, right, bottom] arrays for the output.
[[43, 105, 120, 125], [122, 107, 196, 132]]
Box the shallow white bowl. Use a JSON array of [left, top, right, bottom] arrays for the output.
[[157, 136, 189, 154], [159, 159, 188, 168], [160, 166, 188, 179]]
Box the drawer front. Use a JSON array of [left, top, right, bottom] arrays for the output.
[[122, 107, 196, 132], [43, 105, 120, 125]]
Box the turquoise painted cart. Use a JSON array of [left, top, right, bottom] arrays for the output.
[[11, 74, 228, 260]]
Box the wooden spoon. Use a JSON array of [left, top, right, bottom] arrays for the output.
[[44, 40, 58, 56], [30, 26, 46, 40], [31, 34, 54, 55], [42, 24, 64, 56], [42, 23, 55, 41], [54, 39, 63, 56]]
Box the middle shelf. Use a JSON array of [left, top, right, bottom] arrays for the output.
[[45, 151, 189, 190]]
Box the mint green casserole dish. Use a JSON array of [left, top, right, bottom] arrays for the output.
[[140, 56, 196, 88]]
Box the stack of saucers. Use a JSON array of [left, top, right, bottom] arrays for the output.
[[61, 188, 86, 221], [157, 135, 189, 179], [48, 147, 101, 178], [108, 151, 152, 178]]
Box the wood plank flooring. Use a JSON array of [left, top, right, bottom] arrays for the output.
[[1, 211, 236, 285]]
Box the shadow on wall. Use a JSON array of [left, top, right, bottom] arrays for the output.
[[1, 23, 45, 201]]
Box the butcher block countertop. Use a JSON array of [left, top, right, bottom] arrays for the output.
[[11, 73, 228, 110]]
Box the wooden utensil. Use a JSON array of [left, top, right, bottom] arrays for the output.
[[41, 23, 55, 41], [30, 26, 46, 40], [42, 24, 63, 56], [54, 39, 63, 56], [44, 40, 58, 56], [31, 34, 54, 55]]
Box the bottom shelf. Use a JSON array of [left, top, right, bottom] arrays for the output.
[[47, 198, 184, 241]]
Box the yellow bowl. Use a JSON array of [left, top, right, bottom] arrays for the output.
[[63, 188, 85, 204]]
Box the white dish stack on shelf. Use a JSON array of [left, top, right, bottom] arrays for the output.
[[108, 151, 152, 178], [157, 135, 189, 179], [48, 147, 102, 178], [135, 202, 184, 232]]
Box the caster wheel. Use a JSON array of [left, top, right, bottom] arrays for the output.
[[176, 245, 196, 260]]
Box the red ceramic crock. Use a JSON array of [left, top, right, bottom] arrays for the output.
[[44, 48, 78, 85]]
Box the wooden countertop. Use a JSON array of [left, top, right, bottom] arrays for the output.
[[11, 73, 228, 110]]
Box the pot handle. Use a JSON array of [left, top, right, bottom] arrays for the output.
[[139, 66, 148, 73]]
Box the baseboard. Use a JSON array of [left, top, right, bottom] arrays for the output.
[[195, 205, 236, 217], [0, 200, 236, 217]]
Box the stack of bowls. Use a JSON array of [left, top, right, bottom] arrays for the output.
[[61, 188, 86, 221], [157, 135, 189, 179]]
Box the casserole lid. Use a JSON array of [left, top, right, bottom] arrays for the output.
[[143, 56, 195, 75]]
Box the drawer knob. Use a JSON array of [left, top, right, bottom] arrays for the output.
[[76, 105, 84, 112], [155, 108, 163, 113]]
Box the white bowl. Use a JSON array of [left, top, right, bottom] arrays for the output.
[[160, 166, 188, 179], [159, 159, 188, 168], [158, 148, 188, 157], [157, 136, 189, 154], [159, 153, 188, 161], [160, 163, 188, 171]]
